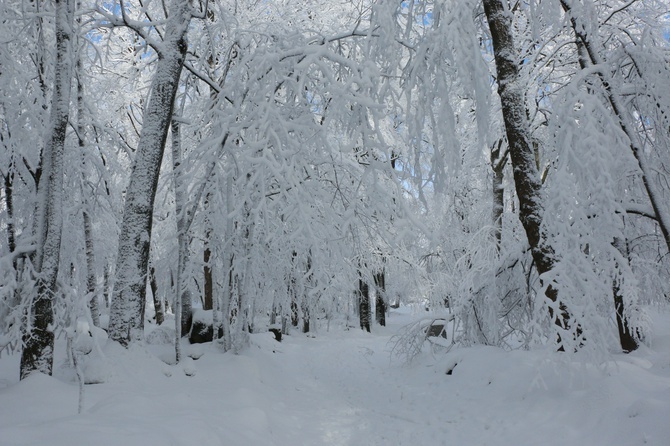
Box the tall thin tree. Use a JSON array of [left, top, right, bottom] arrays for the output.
[[20, 0, 75, 379]]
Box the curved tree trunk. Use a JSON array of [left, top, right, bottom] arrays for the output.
[[482, 0, 569, 336], [108, 1, 191, 346]]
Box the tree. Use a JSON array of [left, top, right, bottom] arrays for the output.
[[358, 269, 371, 333], [482, 0, 570, 343], [107, 0, 193, 346], [20, 0, 75, 378], [0, 0, 50, 356], [559, 0, 670, 253], [374, 269, 386, 327]]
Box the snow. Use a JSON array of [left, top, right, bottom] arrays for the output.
[[2, 307, 670, 446]]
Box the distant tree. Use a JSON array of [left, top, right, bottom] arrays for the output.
[[359, 268, 371, 333], [374, 269, 386, 327]]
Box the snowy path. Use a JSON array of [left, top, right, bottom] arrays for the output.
[[2, 308, 670, 445], [276, 329, 447, 445]]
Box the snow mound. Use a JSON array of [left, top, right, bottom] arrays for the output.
[[145, 325, 175, 345], [83, 340, 173, 384]]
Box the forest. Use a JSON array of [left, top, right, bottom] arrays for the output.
[[2, 0, 670, 443], [1, 0, 670, 430]]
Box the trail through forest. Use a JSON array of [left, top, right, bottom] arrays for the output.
[[2, 306, 670, 445]]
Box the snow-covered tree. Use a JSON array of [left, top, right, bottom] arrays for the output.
[[19, 0, 76, 378], [104, 0, 193, 346]]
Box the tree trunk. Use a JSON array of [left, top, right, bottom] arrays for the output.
[[359, 272, 371, 333], [170, 116, 193, 337], [482, 0, 569, 335], [491, 139, 506, 251], [203, 213, 216, 338], [76, 47, 100, 328], [302, 306, 310, 333], [374, 270, 386, 327], [203, 234, 213, 311], [302, 252, 314, 333], [149, 266, 164, 325], [83, 211, 99, 326], [613, 283, 638, 353], [103, 263, 111, 308], [612, 238, 638, 352], [3, 170, 16, 257], [220, 171, 234, 350], [290, 251, 299, 327], [20, 0, 74, 379], [108, 1, 191, 346]]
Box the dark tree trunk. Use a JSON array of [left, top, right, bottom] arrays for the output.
[[359, 273, 371, 333], [612, 238, 638, 352], [203, 239, 213, 311], [103, 264, 111, 308], [290, 251, 299, 327], [203, 210, 217, 339], [3, 170, 16, 257], [302, 251, 314, 333], [374, 270, 386, 326], [302, 305, 310, 333], [613, 284, 638, 353], [291, 298, 299, 327], [482, 0, 570, 336], [149, 266, 164, 325]]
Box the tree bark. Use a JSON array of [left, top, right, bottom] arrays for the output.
[[482, 0, 569, 334], [83, 211, 99, 326], [149, 266, 164, 325], [203, 234, 213, 311], [76, 46, 100, 328], [3, 170, 16, 257], [170, 116, 193, 338], [220, 171, 234, 350], [289, 251, 299, 327], [103, 263, 111, 308], [108, 1, 191, 346], [491, 139, 506, 251], [374, 270, 386, 327], [613, 285, 638, 353], [359, 271, 371, 333], [302, 252, 314, 333], [20, 0, 74, 379], [612, 237, 638, 352]]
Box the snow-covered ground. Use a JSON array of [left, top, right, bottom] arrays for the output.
[[2, 306, 669, 446]]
